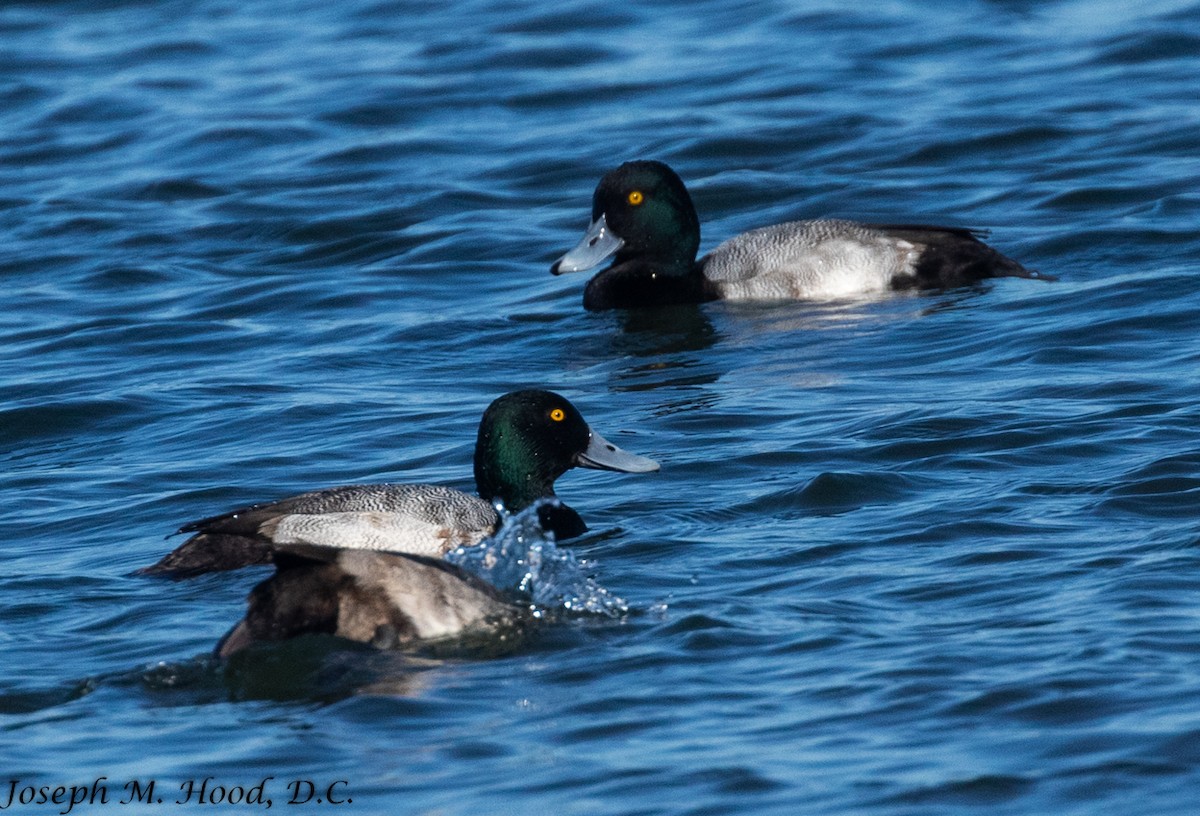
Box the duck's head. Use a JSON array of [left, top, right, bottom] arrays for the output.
[[551, 160, 701, 277], [473, 389, 659, 515]]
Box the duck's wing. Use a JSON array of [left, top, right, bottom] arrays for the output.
[[215, 545, 521, 658], [138, 484, 498, 579]]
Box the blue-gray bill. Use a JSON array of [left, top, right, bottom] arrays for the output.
[[551, 213, 623, 275], [574, 428, 659, 473]]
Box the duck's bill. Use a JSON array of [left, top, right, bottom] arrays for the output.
[[576, 429, 659, 473], [550, 213, 624, 275]]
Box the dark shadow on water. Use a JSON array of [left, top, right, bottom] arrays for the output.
[[607, 303, 722, 357], [0, 678, 98, 716], [565, 285, 1012, 399], [215, 637, 494, 702], [0, 632, 540, 714], [594, 305, 727, 398], [918, 284, 997, 315]]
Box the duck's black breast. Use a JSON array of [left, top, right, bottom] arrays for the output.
[[537, 501, 588, 539], [583, 262, 720, 311]]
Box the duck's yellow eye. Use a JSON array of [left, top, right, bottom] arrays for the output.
[[627, 190, 644, 206], [549, 408, 565, 422]]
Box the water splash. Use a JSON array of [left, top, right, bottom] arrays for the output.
[[447, 499, 630, 621]]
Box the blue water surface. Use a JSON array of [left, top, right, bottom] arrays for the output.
[[2, 0, 1199, 814]]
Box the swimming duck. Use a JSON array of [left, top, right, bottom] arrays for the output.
[[214, 542, 523, 658], [551, 160, 1043, 311], [139, 390, 658, 578]]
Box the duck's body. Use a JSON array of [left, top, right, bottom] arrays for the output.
[[139, 390, 658, 580], [552, 161, 1044, 311], [143, 390, 657, 655], [701, 220, 1031, 299], [215, 543, 522, 658]]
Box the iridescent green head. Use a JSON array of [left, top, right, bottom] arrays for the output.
[[551, 160, 701, 277], [472, 390, 658, 520]]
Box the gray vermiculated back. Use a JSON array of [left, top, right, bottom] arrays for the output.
[[700, 219, 917, 298], [245, 484, 498, 554]]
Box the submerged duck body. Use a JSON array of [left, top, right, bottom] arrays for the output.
[[139, 390, 658, 579], [215, 544, 523, 658], [551, 160, 1044, 311]]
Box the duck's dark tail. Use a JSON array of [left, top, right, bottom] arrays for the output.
[[134, 533, 272, 579], [874, 224, 1055, 289]]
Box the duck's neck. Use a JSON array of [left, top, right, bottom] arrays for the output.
[[474, 447, 587, 540], [475, 465, 551, 516], [474, 435, 556, 515]]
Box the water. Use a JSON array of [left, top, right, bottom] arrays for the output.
[[446, 500, 637, 620], [2, 0, 1199, 813]]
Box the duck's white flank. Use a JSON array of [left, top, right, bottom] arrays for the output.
[[701, 219, 919, 300]]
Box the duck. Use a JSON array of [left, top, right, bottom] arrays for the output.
[[550, 160, 1046, 311], [138, 390, 659, 579], [213, 542, 524, 658]]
